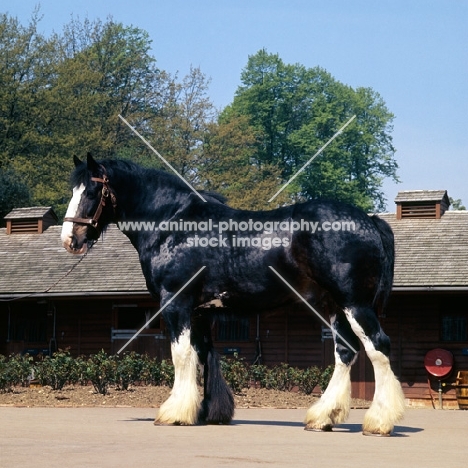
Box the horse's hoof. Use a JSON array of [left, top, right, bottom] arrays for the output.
[[154, 419, 193, 426], [362, 430, 391, 437], [304, 424, 333, 432], [154, 419, 171, 426]]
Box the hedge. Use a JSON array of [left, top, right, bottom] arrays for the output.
[[0, 350, 333, 396]]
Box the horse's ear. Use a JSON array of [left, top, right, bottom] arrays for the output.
[[86, 152, 100, 173], [73, 155, 82, 167]]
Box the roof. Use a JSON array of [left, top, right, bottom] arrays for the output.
[[4, 206, 57, 220], [379, 211, 468, 288], [1, 210, 468, 298], [0, 224, 148, 298], [394, 190, 449, 204]]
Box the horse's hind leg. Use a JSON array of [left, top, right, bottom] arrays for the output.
[[304, 311, 360, 431], [344, 307, 405, 436], [191, 314, 235, 424], [155, 297, 201, 425]]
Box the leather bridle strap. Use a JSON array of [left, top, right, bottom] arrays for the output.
[[64, 168, 116, 229]]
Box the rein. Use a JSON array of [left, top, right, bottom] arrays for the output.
[[64, 167, 117, 230]]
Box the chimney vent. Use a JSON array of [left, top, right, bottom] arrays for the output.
[[395, 190, 450, 220], [4, 207, 58, 234]]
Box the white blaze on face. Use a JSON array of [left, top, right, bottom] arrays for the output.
[[61, 183, 85, 249]]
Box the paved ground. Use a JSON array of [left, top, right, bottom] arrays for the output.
[[0, 406, 466, 467]]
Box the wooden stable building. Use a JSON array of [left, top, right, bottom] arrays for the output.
[[0, 191, 467, 406]]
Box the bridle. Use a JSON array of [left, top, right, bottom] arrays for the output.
[[64, 166, 117, 232]]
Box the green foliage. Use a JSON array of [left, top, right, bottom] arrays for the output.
[[0, 169, 32, 224], [84, 350, 118, 395], [35, 349, 79, 390], [114, 352, 144, 391], [0, 12, 398, 218], [223, 48, 398, 211], [449, 197, 466, 211], [298, 366, 322, 395], [220, 353, 250, 394], [0, 351, 333, 396], [0, 355, 9, 392], [159, 359, 174, 387], [268, 363, 301, 392], [0, 354, 33, 392], [319, 365, 335, 392]]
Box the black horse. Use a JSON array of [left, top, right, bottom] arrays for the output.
[[61, 154, 404, 435]]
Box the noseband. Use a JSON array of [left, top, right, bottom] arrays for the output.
[[64, 166, 117, 231]]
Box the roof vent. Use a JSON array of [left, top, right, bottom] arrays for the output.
[[395, 190, 450, 220], [4, 207, 58, 234]]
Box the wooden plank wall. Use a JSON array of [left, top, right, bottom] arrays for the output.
[[385, 293, 468, 406]]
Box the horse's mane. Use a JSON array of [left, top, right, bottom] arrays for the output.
[[70, 158, 227, 205]]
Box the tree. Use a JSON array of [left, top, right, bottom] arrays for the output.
[[0, 168, 31, 225], [449, 197, 466, 211], [147, 66, 217, 181], [222, 49, 398, 211], [200, 115, 288, 210], [0, 13, 172, 218]]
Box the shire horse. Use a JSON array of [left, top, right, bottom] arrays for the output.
[[61, 154, 405, 435]]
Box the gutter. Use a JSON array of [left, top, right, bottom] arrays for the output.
[[392, 286, 468, 292], [0, 291, 151, 301]]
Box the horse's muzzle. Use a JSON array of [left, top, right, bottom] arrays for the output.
[[63, 237, 88, 255]]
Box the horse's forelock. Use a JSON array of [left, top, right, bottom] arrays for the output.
[[70, 162, 91, 188]]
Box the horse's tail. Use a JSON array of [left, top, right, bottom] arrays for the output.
[[370, 215, 395, 315]]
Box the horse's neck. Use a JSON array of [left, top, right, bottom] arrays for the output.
[[111, 167, 190, 227]]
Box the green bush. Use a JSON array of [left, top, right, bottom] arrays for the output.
[[85, 350, 117, 395], [220, 353, 249, 394], [269, 363, 301, 391], [160, 359, 175, 387], [114, 352, 144, 390], [298, 366, 322, 395], [0, 353, 33, 392], [71, 355, 89, 386], [140, 354, 162, 386], [319, 364, 334, 392], [35, 349, 78, 390], [0, 351, 335, 396], [7, 353, 33, 387], [249, 364, 269, 387], [0, 355, 12, 392]]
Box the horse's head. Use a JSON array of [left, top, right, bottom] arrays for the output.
[[61, 153, 117, 254]]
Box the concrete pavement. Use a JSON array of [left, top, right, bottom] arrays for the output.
[[1, 407, 467, 467]]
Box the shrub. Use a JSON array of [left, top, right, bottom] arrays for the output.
[[35, 349, 79, 390], [114, 352, 144, 390], [7, 353, 33, 387], [220, 353, 249, 394], [298, 366, 322, 395], [160, 359, 175, 387], [85, 350, 117, 395], [270, 363, 301, 391], [0, 355, 12, 392], [140, 355, 162, 386], [319, 364, 334, 392], [249, 364, 269, 387], [71, 355, 89, 386]]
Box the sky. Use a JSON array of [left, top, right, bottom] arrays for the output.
[[4, 0, 468, 211]]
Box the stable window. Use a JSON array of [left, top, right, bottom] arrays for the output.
[[441, 316, 467, 342], [217, 314, 249, 341], [10, 307, 48, 343], [115, 306, 161, 330]]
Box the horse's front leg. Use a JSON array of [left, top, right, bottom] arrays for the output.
[[304, 311, 360, 431], [155, 294, 201, 426]]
